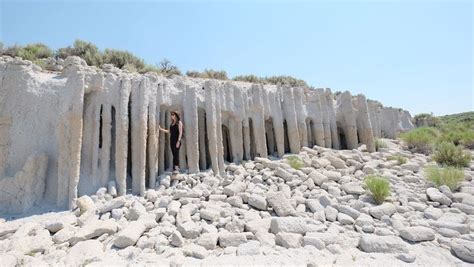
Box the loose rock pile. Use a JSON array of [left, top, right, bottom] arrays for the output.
[[0, 139, 473, 266]]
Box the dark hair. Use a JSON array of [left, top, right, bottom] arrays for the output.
[[171, 111, 180, 122]]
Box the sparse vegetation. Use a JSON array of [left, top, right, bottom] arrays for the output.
[[233, 74, 309, 87], [364, 175, 391, 204], [413, 113, 440, 127], [286, 155, 304, 170], [57, 40, 103, 67], [400, 127, 439, 154], [387, 155, 407, 165], [375, 139, 387, 151], [186, 69, 228, 80], [158, 58, 182, 77], [432, 142, 471, 168], [425, 166, 464, 191]]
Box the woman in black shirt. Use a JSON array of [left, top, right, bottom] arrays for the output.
[[159, 111, 183, 172]]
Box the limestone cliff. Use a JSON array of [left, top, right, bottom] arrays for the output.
[[0, 56, 414, 212]]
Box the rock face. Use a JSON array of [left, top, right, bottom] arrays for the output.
[[0, 56, 414, 211]]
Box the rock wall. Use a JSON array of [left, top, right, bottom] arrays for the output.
[[0, 56, 414, 212]]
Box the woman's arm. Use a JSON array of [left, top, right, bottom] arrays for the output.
[[159, 125, 169, 134], [178, 121, 183, 142]]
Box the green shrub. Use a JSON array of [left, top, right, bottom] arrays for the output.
[[425, 166, 464, 191], [413, 113, 440, 127], [286, 156, 304, 170], [375, 139, 387, 151], [400, 127, 439, 154], [387, 155, 407, 165], [364, 175, 391, 204], [103, 49, 145, 70], [438, 124, 474, 149], [186, 69, 228, 80], [432, 142, 471, 168], [2, 44, 21, 57], [57, 39, 103, 66], [17, 43, 53, 61], [233, 74, 264, 84]]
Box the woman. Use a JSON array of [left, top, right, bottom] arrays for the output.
[[159, 111, 183, 172]]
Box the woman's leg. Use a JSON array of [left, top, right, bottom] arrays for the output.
[[171, 143, 180, 170]]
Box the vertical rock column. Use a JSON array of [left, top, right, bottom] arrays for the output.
[[215, 86, 226, 175], [269, 90, 285, 157], [57, 70, 85, 208], [99, 102, 112, 187], [306, 91, 325, 147], [355, 94, 375, 152], [205, 81, 221, 175], [317, 89, 332, 148], [131, 77, 149, 196], [147, 78, 158, 189], [325, 89, 340, 149], [242, 91, 251, 160], [183, 85, 200, 173], [0, 116, 12, 178], [249, 85, 268, 158], [198, 108, 207, 170], [280, 86, 301, 154], [115, 78, 131, 196], [293, 87, 308, 148], [367, 100, 382, 139], [340, 91, 359, 149], [229, 85, 244, 163]]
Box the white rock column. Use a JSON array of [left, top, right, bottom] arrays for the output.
[[316, 89, 331, 148], [340, 91, 358, 149], [249, 85, 268, 158], [306, 91, 325, 147], [184, 85, 199, 173], [269, 90, 285, 156], [115, 78, 131, 196], [205, 81, 220, 175], [325, 89, 340, 149], [215, 86, 225, 175], [294, 87, 308, 148], [99, 103, 112, 187], [57, 70, 85, 209], [131, 78, 149, 196], [355, 94, 375, 152], [147, 80, 158, 189], [198, 108, 207, 170], [280, 86, 301, 154]]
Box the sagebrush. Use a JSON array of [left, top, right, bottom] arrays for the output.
[[364, 175, 391, 204], [425, 166, 464, 191]]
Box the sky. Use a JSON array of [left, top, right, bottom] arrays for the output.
[[1, 0, 472, 116]]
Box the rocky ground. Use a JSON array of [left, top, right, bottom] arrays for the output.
[[0, 139, 473, 266]]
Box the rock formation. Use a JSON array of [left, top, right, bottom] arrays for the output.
[[0, 56, 414, 212]]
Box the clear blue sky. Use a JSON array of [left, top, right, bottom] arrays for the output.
[[1, 0, 472, 116]]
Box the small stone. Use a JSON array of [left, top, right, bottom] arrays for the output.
[[426, 188, 452, 206], [325, 206, 338, 222], [399, 226, 435, 242], [66, 240, 104, 266], [369, 203, 396, 219], [237, 240, 261, 256], [266, 191, 295, 217], [270, 217, 307, 234], [337, 213, 354, 225], [275, 232, 303, 248], [342, 182, 365, 195], [197, 233, 219, 250], [200, 208, 220, 222], [177, 221, 202, 239], [358, 235, 408, 253], [76, 196, 96, 215], [450, 239, 474, 263], [170, 231, 184, 247], [248, 194, 267, 210], [303, 236, 325, 250], [396, 253, 416, 263], [219, 233, 247, 248]]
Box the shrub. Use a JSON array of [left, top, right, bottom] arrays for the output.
[[233, 74, 264, 84], [186, 69, 228, 80], [286, 156, 304, 170], [413, 113, 440, 127], [57, 39, 103, 66], [387, 155, 407, 165], [103, 49, 145, 70], [1, 44, 21, 57], [139, 64, 161, 74], [438, 124, 474, 149], [425, 166, 464, 191], [400, 127, 439, 154], [265, 75, 308, 87], [432, 142, 471, 168], [158, 59, 181, 77], [375, 139, 387, 151], [364, 175, 391, 204], [17, 43, 53, 61]]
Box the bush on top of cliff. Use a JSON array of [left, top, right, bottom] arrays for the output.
[[186, 69, 228, 80], [233, 74, 309, 87], [1, 43, 53, 61], [57, 40, 103, 67], [103, 49, 145, 70]]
